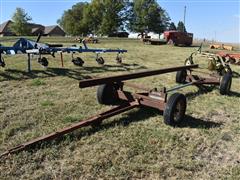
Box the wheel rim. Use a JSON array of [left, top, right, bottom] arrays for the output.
[[173, 100, 184, 122], [185, 60, 192, 65], [97, 57, 104, 64]]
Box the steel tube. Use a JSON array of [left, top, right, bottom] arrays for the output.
[[166, 82, 194, 93], [0, 102, 138, 158], [79, 64, 198, 88]]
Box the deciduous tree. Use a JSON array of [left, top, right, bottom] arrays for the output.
[[129, 0, 170, 36], [57, 2, 90, 36], [11, 8, 32, 35]]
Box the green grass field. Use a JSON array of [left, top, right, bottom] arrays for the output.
[[0, 37, 240, 179]]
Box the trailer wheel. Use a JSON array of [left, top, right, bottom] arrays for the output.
[[176, 70, 187, 84], [220, 72, 232, 95], [163, 93, 186, 126], [96, 57, 105, 65], [97, 84, 119, 105]]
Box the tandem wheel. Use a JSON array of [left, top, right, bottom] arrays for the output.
[[176, 69, 187, 84], [163, 93, 187, 126], [97, 84, 120, 105], [220, 72, 232, 95]]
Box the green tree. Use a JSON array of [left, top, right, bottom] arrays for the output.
[[88, 0, 129, 35], [10, 8, 32, 35], [169, 22, 176, 30], [129, 0, 170, 36], [58, 1, 129, 36], [58, 2, 90, 36], [177, 21, 186, 32]]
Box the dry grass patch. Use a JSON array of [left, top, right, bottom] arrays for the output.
[[0, 37, 239, 179]]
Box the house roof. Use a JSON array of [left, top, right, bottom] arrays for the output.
[[44, 25, 57, 34], [32, 27, 43, 33], [0, 20, 12, 33], [0, 20, 65, 36]]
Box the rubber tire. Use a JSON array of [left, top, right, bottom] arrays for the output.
[[176, 70, 187, 84], [163, 93, 187, 126], [72, 57, 84, 66], [220, 72, 232, 95], [0, 57, 5, 67], [116, 56, 122, 64], [96, 57, 105, 65], [97, 84, 119, 105], [38, 57, 48, 67]]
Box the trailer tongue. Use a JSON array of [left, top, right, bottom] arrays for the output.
[[1, 63, 231, 158]]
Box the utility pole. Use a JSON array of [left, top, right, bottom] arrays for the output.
[[183, 6, 186, 26], [214, 31, 217, 42]]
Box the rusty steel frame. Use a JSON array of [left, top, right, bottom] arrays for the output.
[[1, 64, 222, 158], [79, 64, 199, 88]]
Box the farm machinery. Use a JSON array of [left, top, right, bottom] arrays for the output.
[[209, 44, 234, 51], [216, 52, 240, 65], [0, 60, 233, 157], [143, 31, 193, 46], [0, 34, 127, 72]]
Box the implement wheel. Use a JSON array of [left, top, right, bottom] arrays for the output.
[[38, 57, 48, 67], [116, 56, 122, 64], [176, 69, 187, 84], [72, 57, 84, 66], [163, 93, 186, 126], [220, 72, 232, 95], [96, 57, 105, 65], [97, 84, 119, 105]]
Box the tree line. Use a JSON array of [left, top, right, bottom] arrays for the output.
[[9, 1, 187, 36], [57, 0, 187, 36]]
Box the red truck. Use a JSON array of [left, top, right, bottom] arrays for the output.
[[164, 31, 193, 46]]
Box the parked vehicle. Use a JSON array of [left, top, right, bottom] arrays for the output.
[[164, 31, 193, 46]]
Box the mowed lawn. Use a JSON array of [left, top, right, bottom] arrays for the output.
[[0, 37, 240, 179]]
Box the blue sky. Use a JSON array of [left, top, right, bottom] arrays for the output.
[[0, 0, 239, 43]]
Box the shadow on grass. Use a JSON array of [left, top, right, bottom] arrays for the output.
[[0, 106, 222, 158], [185, 85, 216, 100], [0, 68, 91, 81], [179, 115, 222, 129], [230, 91, 240, 97], [232, 71, 240, 78], [0, 63, 147, 82]]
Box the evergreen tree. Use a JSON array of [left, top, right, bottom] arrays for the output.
[[177, 21, 186, 32], [169, 22, 176, 30]]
